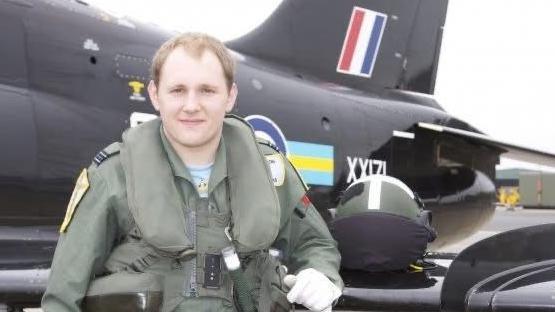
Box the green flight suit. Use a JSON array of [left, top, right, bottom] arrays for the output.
[[42, 115, 342, 311]]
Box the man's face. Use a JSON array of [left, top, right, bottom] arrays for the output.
[[148, 48, 237, 152]]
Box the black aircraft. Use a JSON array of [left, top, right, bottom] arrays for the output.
[[2, 0, 555, 310]]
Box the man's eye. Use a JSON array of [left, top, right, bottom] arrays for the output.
[[171, 88, 184, 94], [201, 88, 215, 94]]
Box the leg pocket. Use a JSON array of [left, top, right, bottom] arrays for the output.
[[83, 272, 163, 312]]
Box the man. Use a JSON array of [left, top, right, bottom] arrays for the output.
[[42, 33, 342, 311]]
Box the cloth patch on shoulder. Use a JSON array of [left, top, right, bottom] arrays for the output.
[[93, 150, 109, 166], [294, 194, 312, 218], [301, 194, 311, 207], [60, 169, 90, 233], [265, 154, 285, 186]]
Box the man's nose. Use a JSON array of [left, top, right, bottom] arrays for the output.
[[182, 92, 201, 112]]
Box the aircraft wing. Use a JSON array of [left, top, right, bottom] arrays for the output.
[[418, 122, 555, 167]]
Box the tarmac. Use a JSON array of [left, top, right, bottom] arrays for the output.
[[438, 205, 555, 253]]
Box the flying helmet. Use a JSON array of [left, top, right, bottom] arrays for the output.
[[331, 175, 436, 272]]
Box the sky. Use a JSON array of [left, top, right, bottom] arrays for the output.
[[87, 0, 555, 171]]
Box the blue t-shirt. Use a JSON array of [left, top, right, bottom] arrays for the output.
[[187, 163, 213, 198]]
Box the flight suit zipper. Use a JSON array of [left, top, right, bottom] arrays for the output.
[[184, 209, 198, 297]]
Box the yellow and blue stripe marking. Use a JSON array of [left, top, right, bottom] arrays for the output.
[[244, 115, 334, 186], [287, 141, 334, 186]]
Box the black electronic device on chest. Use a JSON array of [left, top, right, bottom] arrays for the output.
[[204, 254, 222, 289]]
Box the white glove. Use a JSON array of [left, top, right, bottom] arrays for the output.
[[283, 268, 342, 312]]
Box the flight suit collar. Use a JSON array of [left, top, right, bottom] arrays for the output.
[[159, 126, 190, 181], [210, 137, 227, 195], [159, 125, 228, 196]]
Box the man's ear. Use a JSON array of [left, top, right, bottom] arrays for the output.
[[225, 83, 238, 113], [148, 80, 160, 111]]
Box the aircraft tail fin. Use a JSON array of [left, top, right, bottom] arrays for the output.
[[227, 0, 448, 95]]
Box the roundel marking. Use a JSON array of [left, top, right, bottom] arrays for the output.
[[245, 115, 288, 155]]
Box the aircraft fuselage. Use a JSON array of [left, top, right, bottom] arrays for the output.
[[0, 0, 497, 250]]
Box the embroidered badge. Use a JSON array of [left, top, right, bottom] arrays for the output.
[[59, 169, 90, 233], [265, 154, 285, 187]]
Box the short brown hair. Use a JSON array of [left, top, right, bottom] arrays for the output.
[[150, 32, 235, 90]]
